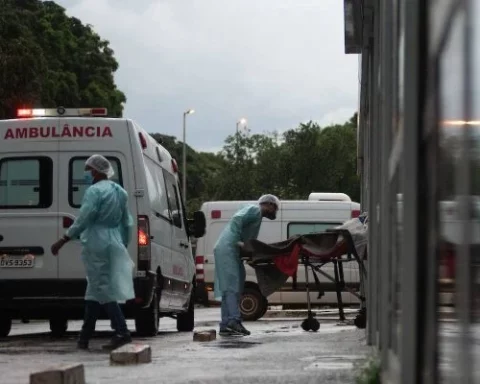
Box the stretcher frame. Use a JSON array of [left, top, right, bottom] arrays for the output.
[[302, 228, 367, 330], [246, 228, 368, 331]]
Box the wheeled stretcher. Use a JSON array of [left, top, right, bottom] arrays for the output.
[[240, 228, 367, 331]]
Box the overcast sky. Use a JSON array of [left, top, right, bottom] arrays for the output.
[[56, 0, 359, 152]]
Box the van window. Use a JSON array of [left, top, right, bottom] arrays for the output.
[[69, 157, 123, 208], [144, 157, 170, 218], [0, 157, 53, 209], [163, 171, 182, 228], [287, 222, 342, 237]]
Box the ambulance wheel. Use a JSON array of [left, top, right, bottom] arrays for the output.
[[0, 316, 12, 338], [135, 291, 160, 337], [240, 286, 268, 322], [49, 317, 68, 337], [177, 290, 195, 332]]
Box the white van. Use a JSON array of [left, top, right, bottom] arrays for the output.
[[195, 197, 361, 321], [0, 107, 206, 338], [308, 192, 352, 202]]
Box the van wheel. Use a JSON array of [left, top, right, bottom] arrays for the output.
[[49, 317, 68, 337], [0, 316, 12, 338], [177, 291, 195, 332], [240, 287, 268, 322], [135, 291, 159, 337]]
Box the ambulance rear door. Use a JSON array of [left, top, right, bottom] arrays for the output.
[[0, 117, 60, 284]]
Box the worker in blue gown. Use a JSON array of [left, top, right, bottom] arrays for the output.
[[51, 154, 135, 350], [214, 194, 280, 336]]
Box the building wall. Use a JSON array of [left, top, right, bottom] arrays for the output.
[[350, 0, 479, 382]]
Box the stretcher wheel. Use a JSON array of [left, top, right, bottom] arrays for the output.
[[354, 312, 366, 329], [310, 318, 320, 332], [301, 319, 309, 331], [301, 316, 320, 332]]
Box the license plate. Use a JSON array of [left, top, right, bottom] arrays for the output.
[[0, 256, 35, 268]]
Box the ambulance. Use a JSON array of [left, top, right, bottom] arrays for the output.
[[0, 107, 206, 338], [195, 196, 361, 321]]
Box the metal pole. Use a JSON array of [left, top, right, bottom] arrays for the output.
[[236, 122, 239, 160], [182, 112, 187, 203]]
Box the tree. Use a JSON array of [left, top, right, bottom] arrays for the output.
[[0, 1, 360, 212], [149, 113, 360, 213], [151, 133, 227, 213], [261, 118, 360, 201], [206, 114, 360, 203], [0, 0, 125, 119], [214, 132, 277, 200]]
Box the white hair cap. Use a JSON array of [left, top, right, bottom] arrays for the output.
[[85, 154, 115, 179], [258, 194, 280, 207]]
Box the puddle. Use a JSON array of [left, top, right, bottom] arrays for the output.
[[335, 320, 355, 326], [264, 329, 293, 334], [194, 321, 218, 327], [263, 325, 300, 334], [203, 340, 262, 349], [300, 355, 364, 370], [0, 348, 76, 355], [300, 355, 364, 362], [304, 361, 354, 370]]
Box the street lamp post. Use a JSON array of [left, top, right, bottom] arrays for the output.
[[182, 109, 195, 203], [236, 118, 247, 135], [236, 118, 247, 159]]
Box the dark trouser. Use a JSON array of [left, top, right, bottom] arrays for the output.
[[79, 300, 130, 342], [220, 291, 242, 329]]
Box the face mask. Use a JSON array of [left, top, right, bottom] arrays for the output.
[[265, 211, 277, 220], [83, 170, 94, 185]]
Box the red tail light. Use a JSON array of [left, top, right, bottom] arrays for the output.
[[139, 132, 147, 149], [439, 244, 456, 280], [137, 215, 151, 270], [171, 158, 179, 173], [195, 255, 205, 282], [351, 209, 361, 218], [445, 248, 455, 280], [138, 229, 148, 246], [211, 210, 221, 219], [63, 217, 74, 228]]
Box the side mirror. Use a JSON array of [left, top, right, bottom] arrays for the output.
[[172, 211, 182, 228], [188, 211, 206, 238]]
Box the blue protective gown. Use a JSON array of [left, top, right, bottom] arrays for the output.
[[213, 204, 262, 300], [66, 180, 135, 304]]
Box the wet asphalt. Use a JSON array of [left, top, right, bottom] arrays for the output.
[[0, 308, 371, 384]]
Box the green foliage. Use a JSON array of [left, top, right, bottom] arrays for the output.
[[151, 133, 227, 214], [0, 0, 125, 119], [354, 354, 381, 384], [155, 113, 360, 214], [0, 0, 358, 213]]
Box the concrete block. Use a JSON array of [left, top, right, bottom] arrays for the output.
[[110, 343, 152, 366], [30, 364, 85, 384], [193, 329, 216, 342]]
